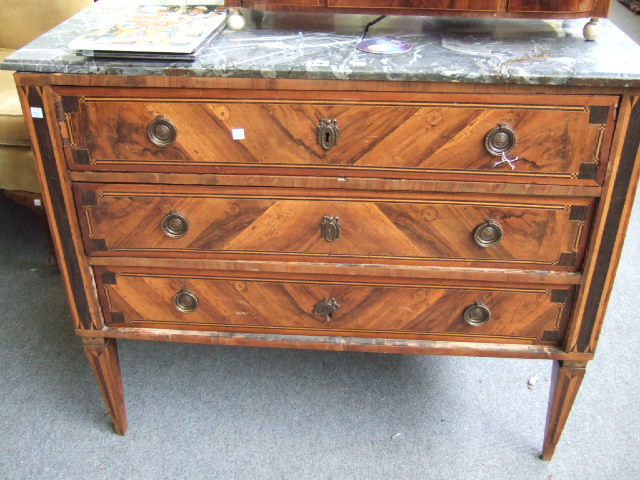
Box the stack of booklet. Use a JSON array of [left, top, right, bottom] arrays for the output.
[[68, 5, 227, 61]]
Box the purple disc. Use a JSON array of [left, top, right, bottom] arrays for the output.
[[356, 38, 412, 55]]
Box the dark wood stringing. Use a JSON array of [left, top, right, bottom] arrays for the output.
[[577, 98, 640, 352], [24, 86, 93, 330]]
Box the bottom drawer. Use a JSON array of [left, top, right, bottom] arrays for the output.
[[94, 267, 572, 346]]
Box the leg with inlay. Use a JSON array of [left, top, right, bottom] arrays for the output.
[[82, 337, 128, 435], [541, 360, 587, 460]]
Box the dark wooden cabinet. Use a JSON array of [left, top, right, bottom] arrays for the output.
[[325, 0, 501, 11], [226, 0, 612, 18], [508, 0, 599, 13]]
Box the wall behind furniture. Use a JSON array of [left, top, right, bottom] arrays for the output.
[[611, 1, 640, 43]]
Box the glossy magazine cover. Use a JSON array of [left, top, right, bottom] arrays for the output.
[[69, 5, 226, 55]]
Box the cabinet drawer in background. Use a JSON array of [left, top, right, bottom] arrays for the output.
[[507, 0, 597, 13], [95, 267, 573, 346], [326, 0, 500, 10], [56, 90, 616, 185], [75, 184, 593, 271]]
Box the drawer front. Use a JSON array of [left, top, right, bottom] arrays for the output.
[[95, 267, 572, 345], [249, 0, 322, 5], [57, 91, 615, 185], [507, 0, 597, 13], [326, 0, 500, 10], [75, 184, 592, 270]]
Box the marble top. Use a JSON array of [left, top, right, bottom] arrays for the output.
[[2, 1, 640, 87]]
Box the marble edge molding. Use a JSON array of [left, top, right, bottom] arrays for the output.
[[2, 57, 640, 88]]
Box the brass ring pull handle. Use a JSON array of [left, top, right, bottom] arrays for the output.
[[173, 289, 199, 313], [473, 219, 503, 248], [161, 210, 189, 238], [313, 298, 340, 322], [486, 124, 520, 169], [485, 124, 517, 156], [320, 216, 341, 242], [317, 118, 339, 151], [148, 115, 177, 147], [463, 301, 492, 326]]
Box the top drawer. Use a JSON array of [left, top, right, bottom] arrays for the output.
[[55, 89, 616, 185]]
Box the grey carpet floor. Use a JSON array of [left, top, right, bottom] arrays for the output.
[[1, 183, 639, 480]]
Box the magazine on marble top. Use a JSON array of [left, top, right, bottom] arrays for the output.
[[68, 5, 226, 60]]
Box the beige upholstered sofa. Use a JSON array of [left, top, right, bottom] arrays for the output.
[[0, 0, 93, 261]]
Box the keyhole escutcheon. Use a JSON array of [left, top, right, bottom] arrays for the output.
[[317, 118, 340, 151]]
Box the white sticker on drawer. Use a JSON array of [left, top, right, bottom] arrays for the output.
[[232, 128, 245, 140], [30, 107, 44, 118]]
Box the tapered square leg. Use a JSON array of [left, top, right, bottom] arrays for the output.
[[541, 360, 586, 461], [82, 337, 128, 435]]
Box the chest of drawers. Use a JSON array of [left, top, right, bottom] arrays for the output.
[[4, 6, 640, 461]]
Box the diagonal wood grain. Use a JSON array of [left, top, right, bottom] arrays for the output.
[[96, 267, 570, 345], [63, 97, 613, 183], [76, 184, 592, 270]]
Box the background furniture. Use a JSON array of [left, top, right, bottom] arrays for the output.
[[227, 0, 612, 18], [0, 0, 92, 263], [226, 0, 613, 38]]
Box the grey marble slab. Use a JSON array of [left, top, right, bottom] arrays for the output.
[[2, 2, 640, 87]]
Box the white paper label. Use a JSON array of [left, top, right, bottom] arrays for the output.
[[232, 128, 245, 140], [30, 107, 43, 118], [33, 199, 42, 206], [307, 60, 330, 67]]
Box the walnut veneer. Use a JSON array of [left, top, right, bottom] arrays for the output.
[[226, 0, 612, 19], [15, 68, 640, 461]]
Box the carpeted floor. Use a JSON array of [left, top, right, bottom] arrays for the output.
[[1, 176, 640, 479]]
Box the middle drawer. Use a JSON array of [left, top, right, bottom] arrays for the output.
[[75, 184, 592, 271]]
